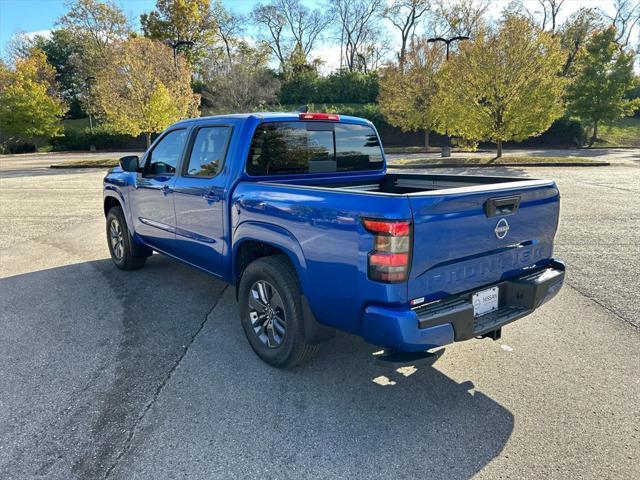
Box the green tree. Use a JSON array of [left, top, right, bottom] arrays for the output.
[[558, 8, 605, 76], [92, 37, 199, 147], [141, 0, 216, 68], [0, 50, 67, 145], [6, 29, 87, 117], [56, 0, 132, 117], [436, 15, 566, 157], [566, 27, 639, 146], [35, 29, 86, 117], [378, 38, 444, 150], [57, 0, 131, 55]]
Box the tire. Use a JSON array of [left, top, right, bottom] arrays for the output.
[[239, 255, 320, 368], [106, 206, 147, 270]]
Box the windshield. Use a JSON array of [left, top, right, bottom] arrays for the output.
[[246, 121, 383, 176]]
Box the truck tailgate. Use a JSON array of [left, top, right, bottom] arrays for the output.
[[408, 179, 560, 301]]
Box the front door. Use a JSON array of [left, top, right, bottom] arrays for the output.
[[172, 125, 233, 275], [131, 128, 189, 253]]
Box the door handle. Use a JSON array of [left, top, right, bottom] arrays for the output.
[[203, 192, 220, 204], [161, 185, 173, 196]]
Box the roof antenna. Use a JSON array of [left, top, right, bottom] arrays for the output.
[[297, 105, 308, 113]]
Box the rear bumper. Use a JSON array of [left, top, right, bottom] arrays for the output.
[[360, 259, 565, 352]]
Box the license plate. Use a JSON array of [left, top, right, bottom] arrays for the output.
[[472, 286, 499, 317]]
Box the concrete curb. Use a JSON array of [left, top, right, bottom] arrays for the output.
[[389, 161, 610, 169]]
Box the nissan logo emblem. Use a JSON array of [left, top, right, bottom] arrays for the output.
[[495, 218, 509, 239]]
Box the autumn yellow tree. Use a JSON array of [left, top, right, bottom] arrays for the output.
[[378, 38, 444, 150], [0, 49, 66, 146], [436, 15, 566, 157], [93, 37, 200, 147]]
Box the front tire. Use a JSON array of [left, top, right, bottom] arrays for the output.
[[106, 206, 147, 270], [239, 255, 319, 368]]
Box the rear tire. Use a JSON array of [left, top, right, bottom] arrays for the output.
[[106, 206, 147, 270], [239, 255, 320, 368]]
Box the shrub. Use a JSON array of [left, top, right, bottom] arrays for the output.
[[512, 117, 585, 147], [8, 142, 37, 154], [279, 71, 379, 105], [51, 126, 147, 151]]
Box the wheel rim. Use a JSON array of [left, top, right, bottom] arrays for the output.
[[109, 218, 125, 260], [248, 280, 286, 348]]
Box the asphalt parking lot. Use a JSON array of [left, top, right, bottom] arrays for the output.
[[1, 151, 639, 479]]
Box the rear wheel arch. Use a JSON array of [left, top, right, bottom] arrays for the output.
[[232, 222, 309, 291], [238, 254, 321, 367], [234, 239, 301, 291], [233, 228, 334, 346]]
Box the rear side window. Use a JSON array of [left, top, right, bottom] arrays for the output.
[[246, 122, 383, 176], [186, 126, 232, 177]]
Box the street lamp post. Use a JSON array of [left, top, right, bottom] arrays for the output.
[[427, 35, 470, 157], [84, 76, 96, 136], [167, 40, 195, 71]]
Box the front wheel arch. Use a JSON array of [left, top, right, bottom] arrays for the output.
[[104, 196, 122, 218]]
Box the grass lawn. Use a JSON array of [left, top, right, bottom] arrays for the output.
[[593, 117, 640, 147], [50, 158, 119, 169], [384, 146, 443, 154], [62, 117, 91, 133]]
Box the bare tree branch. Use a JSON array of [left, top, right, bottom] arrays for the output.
[[384, 0, 431, 70]]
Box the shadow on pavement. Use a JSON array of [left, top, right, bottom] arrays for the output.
[[1, 255, 514, 479]]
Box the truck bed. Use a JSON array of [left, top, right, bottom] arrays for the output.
[[267, 173, 548, 195], [234, 171, 559, 333]]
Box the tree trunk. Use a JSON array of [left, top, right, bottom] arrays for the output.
[[496, 140, 503, 158], [589, 120, 599, 147], [145, 132, 151, 148], [424, 129, 431, 152]]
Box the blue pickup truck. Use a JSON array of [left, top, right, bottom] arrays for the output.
[[103, 112, 565, 367]]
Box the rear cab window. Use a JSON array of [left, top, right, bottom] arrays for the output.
[[246, 121, 383, 176], [185, 126, 233, 177]]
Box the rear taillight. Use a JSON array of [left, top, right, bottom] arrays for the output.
[[363, 218, 412, 283]]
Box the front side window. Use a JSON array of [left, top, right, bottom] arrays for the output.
[[246, 122, 383, 176], [186, 126, 232, 177], [145, 129, 188, 176]]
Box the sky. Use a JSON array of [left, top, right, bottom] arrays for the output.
[[0, 0, 630, 71]]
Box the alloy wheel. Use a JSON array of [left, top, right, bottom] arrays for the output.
[[248, 280, 287, 348], [109, 218, 125, 260]]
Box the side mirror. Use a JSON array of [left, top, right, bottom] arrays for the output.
[[119, 155, 139, 172]]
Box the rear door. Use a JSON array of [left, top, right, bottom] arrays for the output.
[[131, 128, 189, 252], [172, 125, 234, 275], [407, 180, 560, 301]]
